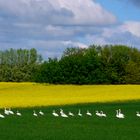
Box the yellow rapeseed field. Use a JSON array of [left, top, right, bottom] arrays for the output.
[[0, 82, 140, 108]]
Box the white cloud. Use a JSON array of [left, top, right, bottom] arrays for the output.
[[120, 21, 140, 37], [49, 0, 116, 25], [62, 40, 88, 48], [102, 21, 140, 38], [0, 0, 116, 25], [85, 21, 140, 47]]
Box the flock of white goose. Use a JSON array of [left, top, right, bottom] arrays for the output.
[[1, 108, 140, 119]]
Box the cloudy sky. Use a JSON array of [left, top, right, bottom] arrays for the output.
[[0, 0, 140, 59]]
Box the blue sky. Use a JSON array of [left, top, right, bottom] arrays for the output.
[[98, 0, 140, 21], [0, 0, 140, 59]]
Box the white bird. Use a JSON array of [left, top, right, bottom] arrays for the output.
[[116, 109, 124, 119], [4, 108, 9, 115], [16, 110, 22, 116], [60, 109, 68, 118], [100, 111, 107, 117], [0, 113, 5, 118], [119, 109, 125, 118], [52, 110, 59, 117], [136, 111, 140, 117], [60, 109, 63, 114], [8, 108, 14, 115], [78, 109, 82, 117], [86, 110, 92, 116], [116, 110, 120, 118], [39, 110, 44, 116], [61, 113, 68, 118], [95, 111, 102, 117], [69, 111, 74, 116], [33, 110, 38, 117]]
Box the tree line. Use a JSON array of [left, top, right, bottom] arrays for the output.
[[0, 45, 140, 84], [0, 48, 42, 82]]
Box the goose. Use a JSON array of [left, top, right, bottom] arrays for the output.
[[95, 111, 102, 117], [0, 113, 5, 118], [60, 109, 63, 114], [39, 110, 44, 116], [136, 111, 140, 117], [68, 111, 74, 116], [60, 109, 68, 118], [119, 109, 125, 118], [52, 110, 59, 117], [86, 110, 92, 116], [33, 110, 38, 117], [116, 110, 119, 117], [16, 110, 22, 116], [4, 108, 9, 115], [116, 109, 124, 119], [8, 108, 14, 115], [61, 113, 68, 118], [100, 111, 107, 117], [78, 109, 82, 117]]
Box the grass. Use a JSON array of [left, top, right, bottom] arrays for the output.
[[0, 82, 140, 108], [0, 102, 140, 140]]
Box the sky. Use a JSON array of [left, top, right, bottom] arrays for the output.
[[0, 0, 140, 59]]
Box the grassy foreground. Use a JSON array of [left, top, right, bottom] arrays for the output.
[[0, 82, 140, 108], [0, 102, 140, 140]]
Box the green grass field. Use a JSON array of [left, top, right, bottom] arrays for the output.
[[0, 83, 140, 140], [0, 102, 140, 140]]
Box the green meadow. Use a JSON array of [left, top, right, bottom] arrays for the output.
[[0, 102, 140, 140]]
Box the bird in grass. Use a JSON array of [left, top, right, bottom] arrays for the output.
[[8, 108, 14, 115], [116, 109, 124, 119], [136, 111, 140, 117], [60, 109, 68, 118], [68, 111, 74, 117], [60, 109, 63, 114], [52, 110, 59, 117], [16, 110, 22, 116], [78, 109, 82, 117], [100, 111, 107, 117], [95, 111, 102, 117], [0, 113, 5, 118], [86, 110, 92, 116], [33, 110, 38, 117], [39, 110, 44, 116], [119, 109, 125, 118], [4, 108, 9, 115]]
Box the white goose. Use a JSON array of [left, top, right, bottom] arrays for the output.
[[0, 113, 5, 118], [60, 109, 68, 118], [16, 110, 22, 116], [78, 109, 82, 117], [39, 110, 44, 116], [95, 111, 102, 117], [116, 109, 124, 119], [136, 111, 140, 117], [52, 110, 59, 117], [33, 110, 38, 117], [4, 108, 9, 115], [60, 109, 63, 114], [100, 111, 107, 117], [68, 111, 74, 116], [8, 108, 14, 115], [86, 110, 92, 116]]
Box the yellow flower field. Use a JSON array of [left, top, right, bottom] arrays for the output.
[[0, 82, 140, 108]]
